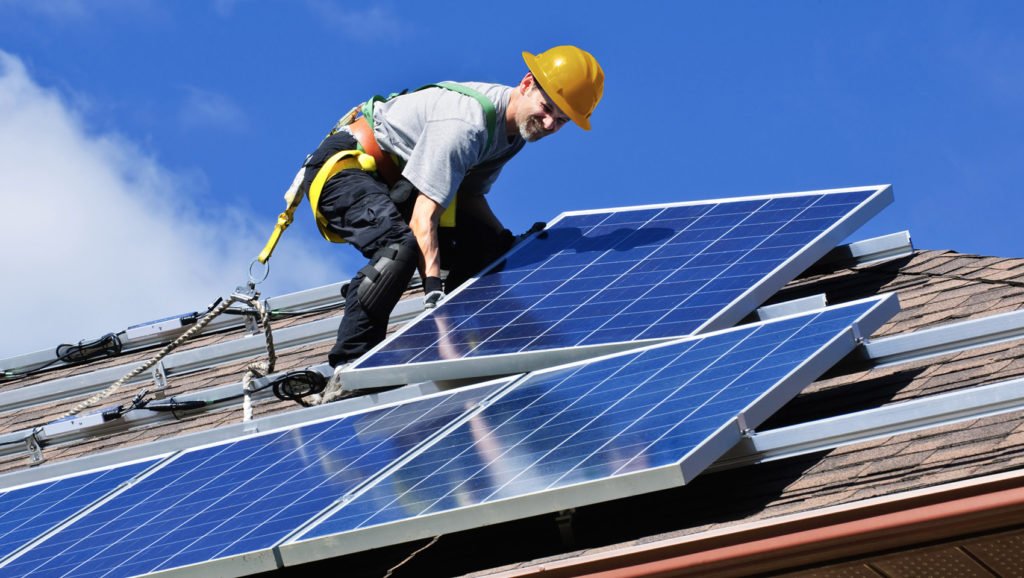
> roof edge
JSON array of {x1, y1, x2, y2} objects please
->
[{"x1": 487, "y1": 468, "x2": 1024, "y2": 578}]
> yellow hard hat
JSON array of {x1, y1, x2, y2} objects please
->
[{"x1": 522, "y1": 46, "x2": 604, "y2": 131}]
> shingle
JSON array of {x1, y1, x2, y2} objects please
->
[
  {"x1": 925, "y1": 257, "x2": 998, "y2": 277},
  {"x1": 912, "y1": 277, "x2": 975, "y2": 296},
  {"x1": 981, "y1": 258, "x2": 1022, "y2": 270},
  {"x1": 900, "y1": 253, "x2": 957, "y2": 275},
  {"x1": 916, "y1": 423, "x2": 1018, "y2": 465}
]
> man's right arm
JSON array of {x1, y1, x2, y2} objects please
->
[{"x1": 408, "y1": 192, "x2": 445, "y2": 306}]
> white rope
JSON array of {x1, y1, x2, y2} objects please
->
[
  {"x1": 241, "y1": 298, "x2": 276, "y2": 422},
  {"x1": 62, "y1": 289, "x2": 279, "y2": 421},
  {"x1": 62, "y1": 295, "x2": 241, "y2": 420}
]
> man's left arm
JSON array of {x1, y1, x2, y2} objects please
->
[
  {"x1": 459, "y1": 194, "x2": 547, "y2": 250},
  {"x1": 456, "y1": 193, "x2": 504, "y2": 234}
]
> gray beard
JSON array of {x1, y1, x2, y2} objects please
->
[{"x1": 518, "y1": 116, "x2": 546, "y2": 142}]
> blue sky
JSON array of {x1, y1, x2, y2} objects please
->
[{"x1": 1, "y1": 1, "x2": 1022, "y2": 357}]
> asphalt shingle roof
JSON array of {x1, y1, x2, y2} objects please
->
[{"x1": 2, "y1": 248, "x2": 1023, "y2": 576}]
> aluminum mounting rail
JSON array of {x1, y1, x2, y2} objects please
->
[
  {"x1": 713, "y1": 375, "x2": 1024, "y2": 470},
  {"x1": 0, "y1": 281, "x2": 350, "y2": 377},
  {"x1": 0, "y1": 297, "x2": 426, "y2": 413},
  {"x1": 814, "y1": 230, "x2": 913, "y2": 268},
  {"x1": 863, "y1": 308, "x2": 1024, "y2": 366}
]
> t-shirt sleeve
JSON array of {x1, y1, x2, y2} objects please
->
[{"x1": 400, "y1": 116, "x2": 488, "y2": 208}]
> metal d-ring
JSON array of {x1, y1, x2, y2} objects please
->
[{"x1": 248, "y1": 258, "x2": 270, "y2": 285}]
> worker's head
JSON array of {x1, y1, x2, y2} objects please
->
[
  {"x1": 521, "y1": 46, "x2": 604, "y2": 132},
  {"x1": 513, "y1": 73, "x2": 572, "y2": 142}
]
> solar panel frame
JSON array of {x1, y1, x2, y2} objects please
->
[
  {"x1": 342, "y1": 185, "x2": 893, "y2": 389},
  {"x1": 279, "y1": 294, "x2": 899, "y2": 565}
]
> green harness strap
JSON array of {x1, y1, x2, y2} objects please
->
[
  {"x1": 360, "y1": 82, "x2": 498, "y2": 153},
  {"x1": 359, "y1": 82, "x2": 498, "y2": 228},
  {"x1": 433, "y1": 81, "x2": 497, "y2": 151}
]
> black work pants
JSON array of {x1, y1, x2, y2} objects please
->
[
  {"x1": 305, "y1": 133, "x2": 511, "y2": 367},
  {"x1": 304, "y1": 132, "x2": 417, "y2": 367}
]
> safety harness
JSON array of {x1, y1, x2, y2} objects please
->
[{"x1": 257, "y1": 82, "x2": 498, "y2": 264}]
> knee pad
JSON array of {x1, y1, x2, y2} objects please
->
[{"x1": 355, "y1": 241, "x2": 418, "y2": 320}]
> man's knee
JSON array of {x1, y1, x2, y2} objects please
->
[{"x1": 352, "y1": 238, "x2": 418, "y2": 321}]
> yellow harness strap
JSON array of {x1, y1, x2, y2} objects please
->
[
  {"x1": 256, "y1": 150, "x2": 376, "y2": 263},
  {"x1": 257, "y1": 167, "x2": 306, "y2": 264},
  {"x1": 440, "y1": 196, "x2": 457, "y2": 228},
  {"x1": 307, "y1": 150, "x2": 377, "y2": 243}
]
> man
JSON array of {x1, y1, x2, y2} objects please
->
[{"x1": 303, "y1": 46, "x2": 604, "y2": 402}]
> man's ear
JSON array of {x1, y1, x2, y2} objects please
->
[{"x1": 519, "y1": 71, "x2": 535, "y2": 94}]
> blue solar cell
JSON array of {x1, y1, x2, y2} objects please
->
[
  {"x1": 0, "y1": 460, "x2": 155, "y2": 562},
  {"x1": 0, "y1": 384, "x2": 504, "y2": 578},
  {"x1": 350, "y1": 188, "x2": 888, "y2": 387},
  {"x1": 299, "y1": 298, "x2": 888, "y2": 541}
]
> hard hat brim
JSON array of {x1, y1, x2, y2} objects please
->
[{"x1": 522, "y1": 51, "x2": 592, "y2": 131}]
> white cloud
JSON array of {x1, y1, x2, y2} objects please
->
[
  {"x1": 178, "y1": 86, "x2": 247, "y2": 132},
  {"x1": 0, "y1": 51, "x2": 342, "y2": 359}
]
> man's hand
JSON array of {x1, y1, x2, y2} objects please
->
[
  {"x1": 499, "y1": 222, "x2": 547, "y2": 254},
  {"x1": 516, "y1": 221, "x2": 547, "y2": 244},
  {"x1": 423, "y1": 276, "x2": 444, "y2": 309}
]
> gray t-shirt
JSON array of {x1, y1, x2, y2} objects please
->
[{"x1": 371, "y1": 82, "x2": 525, "y2": 208}]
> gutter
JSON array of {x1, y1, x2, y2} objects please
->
[{"x1": 489, "y1": 469, "x2": 1024, "y2": 578}]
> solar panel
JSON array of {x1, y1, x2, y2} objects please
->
[
  {"x1": 0, "y1": 459, "x2": 156, "y2": 564},
  {"x1": 0, "y1": 381, "x2": 509, "y2": 578},
  {"x1": 343, "y1": 185, "x2": 892, "y2": 389},
  {"x1": 282, "y1": 294, "x2": 898, "y2": 563}
]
